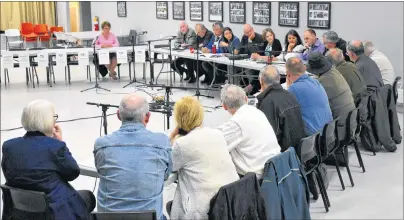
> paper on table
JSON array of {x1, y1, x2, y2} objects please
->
[
  {"x1": 19, "y1": 53, "x2": 30, "y2": 68},
  {"x1": 78, "y1": 50, "x2": 89, "y2": 66},
  {"x1": 37, "y1": 51, "x2": 49, "y2": 67},
  {"x1": 116, "y1": 49, "x2": 128, "y2": 64},
  {"x1": 135, "y1": 48, "x2": 146, "y2": 63},
  {"x1": 2, "y1": 54, "x2": 14, "y2": 69},
  {"x1": 56, "y1": 50, "x2": 67, "y2": 66},
  {"x1": 98, "y1": 49, "x2": 110, "y2": 65}
]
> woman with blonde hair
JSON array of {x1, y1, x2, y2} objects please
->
[{"x1": 167, "y1": 96, "x2": 239, "y2": 220}]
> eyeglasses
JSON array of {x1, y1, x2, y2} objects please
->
[{"x1": 54, "y1": 114, "x2": 58, "y2": 121}]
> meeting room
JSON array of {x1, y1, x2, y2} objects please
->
[{"x1": 0, "y1": 1, "x2": 403, "y2": 220}]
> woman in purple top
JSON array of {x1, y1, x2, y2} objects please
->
[{"x1": 94, "y1": 21, "x2": 119, "y2": 80}]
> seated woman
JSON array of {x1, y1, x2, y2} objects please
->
[
  {"x1": 1, "y1": 100, "x2": 96, "y2": 220},
  {"x1": 94, "y1": 21, "x2": 119, "y2": 80},
  {"x1": 219, "y1": 27, "x2": 240, "y2": 54},
  {"x1": 273, "y1": 29, "x2": 305, "y2": 62},
  {"x1": 167, "y1": 97, "x2": 239, "y2": 220},
  {"x1": 251, "y1": 28, "x2": 282, "y2": 61}
]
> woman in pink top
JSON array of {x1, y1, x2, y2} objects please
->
[{"x1": 95, "y1": 21, "x2": 119, "y2": 80}]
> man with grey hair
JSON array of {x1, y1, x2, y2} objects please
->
[
  {"x1": 94, "y1": 94, "x2": 172, "y2": 220},
  {"x1": 322, "y1": 30, "x2": 350, "y2": 61},
  {"x1": 256, "y1": 65, "x2": 306, "y2": 151},
  {"x1": 363, "y1": 41, "x2": 395, "y2": 84},
  {"x1": 194, "y1": 23, "x2": 213, "y2": 83},
  {"x1": 326, "y1": 48, "x2": 366, "y2": 104},
  {"x1": 217, "y1": 84, "x2": 281, "y2": 179},
  {"x1": 347, "y1": 40, "x2": 383, "y2": 87}
]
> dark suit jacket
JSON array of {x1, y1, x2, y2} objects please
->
[
  {"x1": 355, "y1": 54, "x2": 384, "y2": 88},
  {"x1": 260, "y1": 39, "x2": 283, "y2": 57},
  {"x1": 239, "y1": 32, "x2": 264, "y2": 55},
  {"x1": 197, "y1": 30, "x2": 214, "y2": 48},
  {"x1": 1, "y1": 131, "x2": 90, "y2": 220},
  {"x1": 257, "y1": 84, "x2": 307, "y2": 152}
]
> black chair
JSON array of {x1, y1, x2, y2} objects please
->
[
  {"x1": 149, "y1": 44, "x2": 177, "y2": 83},
  {"x1": 298, "y1": 133, "x2": 330, "y2": 212},
  {"x1": 392, "y1": 76, "x2": 402, "y2": 104},
  {"x1": 91, "y1": 211, "x2": 157, "y2": 220},
  {"x1": 1, "y1": 184, "x2": 51, "y2": 220}
]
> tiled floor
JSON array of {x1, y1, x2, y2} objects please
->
[{"x1": 1, "y1": 63, "x2": 403, "y2": 219}]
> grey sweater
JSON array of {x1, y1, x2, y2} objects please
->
[{"x1": 175, "y1": 28, "x2": 197, "y2": 48}]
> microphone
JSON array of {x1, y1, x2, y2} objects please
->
[
  {"x1": 92, "y1": 36, "x2": 99, "y2": 46},
  {"x1": 86, "y1": 102, "x2": 119, "y2": 108}
]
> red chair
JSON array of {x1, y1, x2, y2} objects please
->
[
  {"x1": 34, "y1": 24, "x2": 51, "y2": 47},
  {"x1": 21, "y1": 22, "x2": 38, "y2": 44}
]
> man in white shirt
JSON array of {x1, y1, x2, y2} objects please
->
[
  {"x1": 363, "y1": 41, "x2": 395, "y2": 84},
  {"x1": 217, "y1": 84, "x2": 281, "y2": 179}
]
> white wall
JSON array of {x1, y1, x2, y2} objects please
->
[
  {"x1": 91, "y1": 1, "x2": 404, "y2": 78},
  {"x1": 56, "y1": 1, "x2": 71, "y2": 32}
]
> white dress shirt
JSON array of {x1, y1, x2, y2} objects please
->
[{"x1": 369, "y1": 49, "x2": 395, "y2": 84}]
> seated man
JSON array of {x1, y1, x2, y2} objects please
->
[
  {"x1": 256, "y1": 65, "x2": 306, "y2": 152},
  {"x1": 347, "y1": 40, "x2": 384, "y2": 88},
  {"x1": 364, "y1": 41, "x2": 395, "y2": 84},
  {"x1": 171, "y1": 21, "x2": 197, "y2": 83},
  {"x1": 286, "y1": 57, "x2": 333, "y2": 135},
  {"x1": 326, "y1": 48, "x2": 367, "y2": 105},
  {"x1": 217, "y1": 84, "x2": 281, "y2": 179},
  {"x1": 322, "y1": 31, "x2": 350, "y2": 61},
  {"x1": 301, "y1": 29, "x2": 326, "y2": 62},
  {"x1": 94, "y1": 94, "x2": 172, "y2": 220},
  {"x1": 194, "y1": 23, "x2": 214, "y2": 83},
  {"x1": 307, "y1": 52, "x2": 355, "y2": 119}
]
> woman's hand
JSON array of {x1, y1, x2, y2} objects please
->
[
  {"x1": 288, "y1": 42, "x2": 296, "y2": 52},
  {"x1": 251, "y1": 53, "x2": 260, "y2": 60},
  {"x1": 219, "y1": 42, "x2": 228, "y2": 47},
  {"x1": 201, "y1": 47, "x2": 210, "y2": 53},
  {"x1": 53, "y1": 124, "x2": 63, "y2": 141}
]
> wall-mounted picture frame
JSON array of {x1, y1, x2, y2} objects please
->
[
  {"x1": 229, "y1": 2, "x2": 246, "y2": 24},
  {"x1": 173, "y1": 1, "x2": 185, "y2": 20},
  {"x1": 252, "y1": 2, "x2": 271, "y2": 25},
  {"x1": 117, "y1": 1, "x2": 127, "y2": 17},
  {"x1": 278, "y1": 2, "x2": 299, "y2": 27},
  {"x1": 189, "y1": 1, "x2": 203, "y2": 21},
  {"x1": 209, "y1": 1, "x2": 223, "y2": 22},
  {"x1": 307, "y1": 2, "x2": 331, "y2": 29},
  {"x1": 156, "y1": 1, "x2": 168, "y2": 19}
]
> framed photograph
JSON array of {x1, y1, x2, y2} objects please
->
[
  {"x1": 252, "y1": 2, "x2": 271, "y2": 25},
  {"x1": 189, "y1": 1, "x2": 203, "y2": 21},
  {"x1": 117, "y1": 1, "x2": 127, "y2": 17},
  {"x1": 173, "y1": 1, "x2": 185, "y2": 20},
  {"x1": 229, "y1": 2, "x2": 246, "y2": 24},
  {"x1": 307, "y1": 2, "x2": 331, "y2": 29},
  {"x1": 278, "y1": 2, "x2": 299, "y2": 27},
  {"x1": 156, "y1": 1, "x2": 168, "y2": 19},
  {"x1": 209, "y1": 1, "x2": 223, "y2": 22}
]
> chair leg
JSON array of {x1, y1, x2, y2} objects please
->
[
  {"x1": 30, "y1": 68, "x2": 35, "y2": 88},
  {"x1": 34, "y1": 67, "x2": 39, "y2": 84},
  {"x1": 342, "y1": 148, "x2": 354, "y2": 187},
  {"x1": 6, "y1": 69, "x2": 10, "y2": 83},
  {"x1": 129, "y1": 61, "x2": 132, "y2": 80},
  {"x1": 68, "y1": 66, "x2": 71, "y2": 84},
  {"x1": 353, "y1": 139, "x2": 366, "y2": 173},
  {"x1": 333, "y1": 154, "x2": 346, "y2": 190},
  {"x1": 26, "y1": 69, "x2": 29, "y2": 86},
  {"x1": 65, "y1": 66, "x2": 67, "y2": 82},
  {"x1": 118, "y1": 65, "x2": 121, "y2": 79},
  {"x1": 314, "y1": 170, "x2": 330, "y2": 212}
]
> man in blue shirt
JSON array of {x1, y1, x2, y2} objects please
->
[
  {"x1": 286, "y1": 57, "x2": 333, "y2": 135},
  {"x1": 94, "y1": 94, "x2": 172, "y2": 220},
  {"x1": 301, "y1": 29, "x2": 326, "y2": 62}
]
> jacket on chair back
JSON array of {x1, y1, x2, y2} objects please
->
[
  {"x1": 380, "y1": 85, "x2": 402, "y2": 145},
  {"x1": 260, "y1": 147, "x2": 311, "y2": 220}
]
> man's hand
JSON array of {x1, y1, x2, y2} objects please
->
[
  {"x1": 234, "y1": 49, "x2": 239, "y2": 55},
  {"x1": 181, "y1": 43, "x2": 187, "y2": 48},
  {"x1": 53, "y1": 124, "x2": 63, "y2": 141},
  {"x1": 304, "y1": 42, "x2": 310, "y2": 49},
  {"x1": 201, "y1": 47, "x2": 210, "y2": 53}
]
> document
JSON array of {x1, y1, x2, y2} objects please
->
[
  {"x1": 78, "y1": 50, "x2": 89, "y2": 66},
  {"x1": 19, "y1": 53, "x2": 30, "y2": 68},
  {"x1": 98, "y1": 49, "x2": 110, "y2": 65},
  {"x1": 56, "y1": 50, "x2": 67, "y2": 66},
  {"x1": 2, "y1": 54, "x2": 14, "y2": 69},
  {"x1": 116, "y1": 49, "x2": 128, "y2": 64},
  {"x1": 135, "y1": 48, "x2": 146, "y2": 63},
  {"x1": 37, "y1": 51, "x2": 49, "y2": 67}
]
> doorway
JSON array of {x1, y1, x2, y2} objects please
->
[{"x1": 69, "y1": 2, "x2": 80, "y2": 32}]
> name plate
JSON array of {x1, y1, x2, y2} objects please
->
[
  {"x1": 135, "y1": 48, "x2": 146, "y2": 63},
  {"x1": 56, "y1": 50, "x2": 67, "y2": 66},
  {"x1": 98, "y1": 49, "x2": 110, "y2": 65},
  {"x1": 116, "y1": 49, "x2": 128, "y2": 64},
  {"x1": 78, "y1": 50, "x2": 89, "y2": 66},
  {"x1": 38, "y1": 51, "x2": 49, "y2": 67},
  {"x1": 2, "y1": 54, "x2": 14, "y2": 69},
  {"x1": 19, "y1": 53, "x2": 30, "y2": 68}
]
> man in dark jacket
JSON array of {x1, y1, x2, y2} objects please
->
[
  {"x1": 347, "y1": 40, "x2": 384, "y2": 88},
  {"x1": 322, "y1": 31, "x2": 350, "y2": 61},
  {"x1": 194, "y1": 23, "x2": 214, "y2": 83},
  {"x1": 257, "y1": 65, "x2": 306, "y2": 152},
  {"x1": 326, "y1": 48, "x2": 367, "y2": 105}
]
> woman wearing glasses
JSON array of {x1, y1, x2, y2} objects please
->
[{"x1": 1, "y1": 100, "x2": 95, "y2": 220}]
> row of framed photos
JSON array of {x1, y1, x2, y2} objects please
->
[{"x1": 156, "y1": 1, "x2": 331, "y2": 29}]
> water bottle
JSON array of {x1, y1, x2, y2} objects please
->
[{"x1": 212, "y1": 45, "x2": 216, "y2": 54}]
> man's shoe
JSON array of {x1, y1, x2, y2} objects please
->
[{"x1": 188, "y1": 78, "x2": 196, "y2": 83}]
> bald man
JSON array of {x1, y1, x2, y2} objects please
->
[
  {"x1": 172, "y1": 21, "x2": 197, "y2": 83},
  {"x1": 347, "y1": 40, "x2": 383, "y2": 87},
  {"x1": 256, "y1": 65, "x2": 306, "y2": 152},
  {"x1": 94, "y1": 94, "x2": 172, "y2": 219}
]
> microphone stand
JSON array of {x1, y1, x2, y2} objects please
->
[
  {"x1": 86, "y1": 102, "x2": 119, "y2": 135},
  {"x1": 81, "y1": 39, "x2": 110, "y2": 93},
  {"x1": 168, "y1": 37, "x2": 174, "y2": 86},
  {"x1": 194, "y1": 37, "x2": 214, "y2": 99},
  {"x1": 123, "y1": 34, "x2": 148, "y2": 88}
]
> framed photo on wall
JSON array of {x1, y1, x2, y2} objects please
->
[
  {"x1": 307, "y1": 2, "x2": 331, "y2": 29},
  {"x1": 229, "y1": 2, "x2": 246, "y2": 24},
  {"x1": 189, "y1": 1, "x2": 203, "y2": 21},
  {"x1": 156, "y1": 1, "x2": 168, "y2": 19},
  {"x1": 278, "y1": 2, "x2": 299, "y2": 27},
  {"x1": 209, "y1": 1, "x2": 223, "y2": 22},
  {"x1": 117, "y1": 1, "x2": 127, "y2": 17},
  {"x1": 252, "y1": 2, "x2": 271, "y2": 25},
  {"x1": 173, "y1": 1, "x2": 185, "y2": 20}
]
